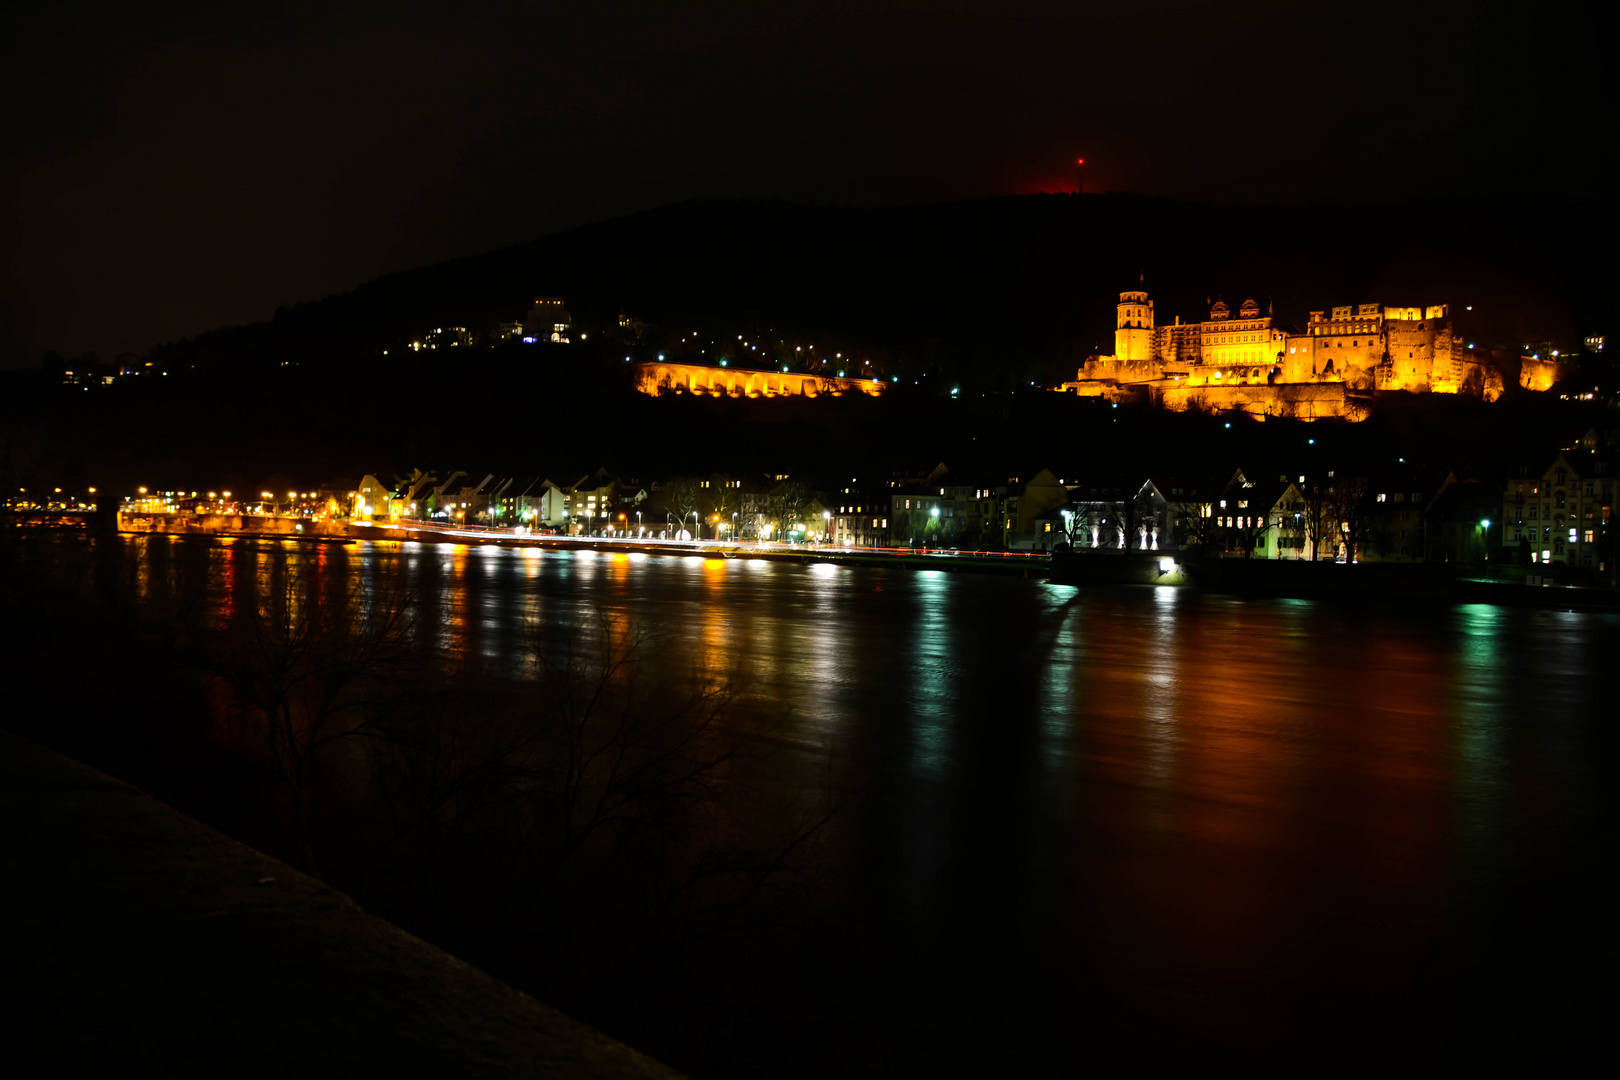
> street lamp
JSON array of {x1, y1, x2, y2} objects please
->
[{"x1": 1481, "y1": 518, "x2": 1491, "y2": 563}]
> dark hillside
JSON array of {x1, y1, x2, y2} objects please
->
[
  {"x1": 150, "y1": 193, "x2": 1612, "y2": 387},
  {"x1": 7, "y1": 194, "x2": 1612, "y2": 492}
]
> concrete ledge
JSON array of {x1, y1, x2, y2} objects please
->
[{"x1": 0, "y1": 728, "x2": 681, "y2": 1078}]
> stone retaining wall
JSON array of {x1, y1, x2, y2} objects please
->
[{"x1": 0, "y1": 728, "x2": 681, "y2": 1078}]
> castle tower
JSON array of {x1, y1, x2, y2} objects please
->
[{"x1": 1114, "y1": 289, "x2": 1154, "y2": 363}]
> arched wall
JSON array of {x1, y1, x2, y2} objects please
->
[{"x1": 633, "y1": 363, "x2": 886, "y2": 399}]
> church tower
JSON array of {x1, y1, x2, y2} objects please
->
[{"x1": 1114, "y1": 287, "x2": 1154, "y2": 363}]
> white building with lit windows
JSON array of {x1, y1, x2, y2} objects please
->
[{"x1": 1503, "y1": 452, "x2": 1613, "y2": 570}]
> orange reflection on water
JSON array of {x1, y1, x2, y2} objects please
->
[
  {"x1": 215, "y1": 537, "x2": 239, "y2": 629},
  {"x1": 1072, "y1": 598, "x2": 1454, "y2": 1046},
  {"x1": 695, "y1": 558, "x2": 734, "y2": 683},
  {"x1": 444, "y1": 545, "x2": 470, "y2": 662}
]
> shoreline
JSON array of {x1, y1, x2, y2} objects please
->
[
  {"x1": 107, "y1": 514, "x2": 1620, "y2": 610},
  {"x1": 115, "y1": 512, "x2": 1050, "y2": 575}
]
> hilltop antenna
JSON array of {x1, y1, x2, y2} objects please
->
[{"x1": 1076, "y1": 158, "x2": 1085, "y2": 195}]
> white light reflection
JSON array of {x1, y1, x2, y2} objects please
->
[
  {"x1": 905, "y1": 570, "x2": 955, "y2": 777},
  {"x1": 1449, "y1": 604, "x2": 1511, "y2": 863},
  {"x1": 1140, "y1": 585, "x2": 1182, "y2": 807},
  {"x1": 1035, "y1": 584, "x2": 1082, "y2": 781},
  {"x1": 897, "y1": 568, "x2": 958, "y2": 923}
]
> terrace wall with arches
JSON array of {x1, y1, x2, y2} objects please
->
[{"x1": 632, "y1": 362, "x2": 887, "y2": 399}]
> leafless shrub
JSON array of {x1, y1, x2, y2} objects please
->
[
  {"x1": 347, "y1": 610, "x2": 837, "y2": 995},
  {"x1": 212, "y1": 556, "x2": 417, "y2": 877}
]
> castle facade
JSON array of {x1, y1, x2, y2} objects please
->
[{"x1": 1063, "y1": 290, "x2": 1504, "y2": 420}]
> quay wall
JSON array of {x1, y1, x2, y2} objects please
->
[
  {"x1": 116, "y1": 513, "x2": 1049, "y2": 575},
  {"x1": 119, "y1": 513, "x2": 416, "y2": 541},
  {"x1": 0, "y1": 727, "x2": 679, "y2": 1077}
]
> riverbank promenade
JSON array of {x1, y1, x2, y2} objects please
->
[{"x1": 0, "y1": 728, "x2": 680, "y2": 1078}]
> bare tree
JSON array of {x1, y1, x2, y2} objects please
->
[
  {"x1": 217, "y1": 559, "x2": 416, "y2": 878},
  {"x1": 344, "y1": 611, "x2": 837, "y2": 1001},
  {"x1": 1174, "y1": 499, "x2": 1216, "y2": 551},
  {"x1": 1300, "y1": 475, "x2": 1339, "y2": 561},
  {"x1": 1328, "y1": 475, "x2": 1372, "y2": 563},
  {"x1": 656, "y1": 477, "x2": 702, "y2": 536},
  {"x1": 516, "y1": 617, "x2": 834, "y2": 984},
  {"x1": 703, "y1": 483, "x2": 738, "y2": 539},
  {"x1": 777, "y1": 480, "x2": 810, "y2": 534},
  {"x1": 1230, "y1": 508, "x2": 1274, "y2": 559}
]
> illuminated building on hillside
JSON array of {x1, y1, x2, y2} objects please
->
[
  {"x1": 1061, "y1": 289, "x2": 1508, "y2": 420},
  {"x1": 522, "y1": 297, "x2": 574, "y2": 343}
]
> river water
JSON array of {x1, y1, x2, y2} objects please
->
[{"x1": 108, "y1": 537, "x2": 1620, "y2": 1068}]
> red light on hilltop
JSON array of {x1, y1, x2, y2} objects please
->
[{"x1": 1076, "y1": 158, "x2": 1085, "y2": 165}]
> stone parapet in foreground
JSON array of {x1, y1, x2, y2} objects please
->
[{"x1": 0, "y1": 728, "x2": 681, "y2": 1078}]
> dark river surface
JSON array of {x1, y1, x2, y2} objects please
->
[{"x1": 72, "y1": 537, "x2": 1620, "y2": 1068}]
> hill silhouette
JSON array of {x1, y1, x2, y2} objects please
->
[
  {"x1": 5, "y1": 193, "x2": 1612, "y2": 493},
  {"x1": 148, "y1": 192, "x2": 1611, "y2": 386}
]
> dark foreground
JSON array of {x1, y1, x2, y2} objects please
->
[{"x1": 0, "y1": 728, "x2": 678, "y2": 1078}]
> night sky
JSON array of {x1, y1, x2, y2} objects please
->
[{"x1": 0, "y1": 0, "x2": 1606, "y2": 367}]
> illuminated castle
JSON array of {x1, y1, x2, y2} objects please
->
[{"x1": 1062, "y1": 289, "x2": 1505, "y2": 420}]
